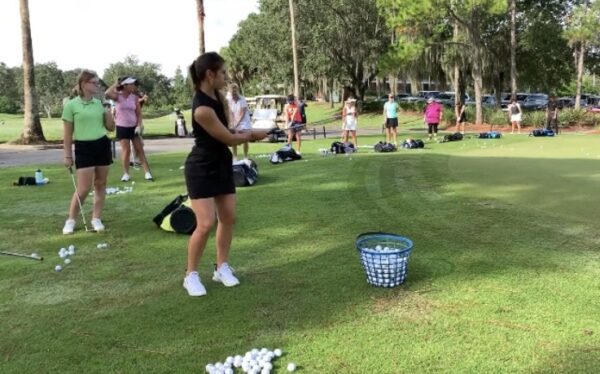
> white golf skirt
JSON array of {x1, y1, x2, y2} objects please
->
[
  {"x1": 510, "y1": 113, "x2": 522, "y2": 123},
  {"x1": 344, "y1": 119, "x2": 357, "y2": 131}
]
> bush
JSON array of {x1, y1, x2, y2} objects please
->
[
  {"x1": 483, "y1": 108, "x2": 508, "y2": 127},
  {"x1": 398, "y1": 101, "x2": 426, "y2": 113},
  {"x1": 443, "y1": 107, "x2": 456, "y2": 125},
  {"x1": 559, "y1": 108, "x2": 588, "y2": 126},
  {"x1": 362, "y1": 100, "x2": 384, "y2": 113},
  {"x1": 522, "y1": 111, "x2": 546, "y2": 128}
]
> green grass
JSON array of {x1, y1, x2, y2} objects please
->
[
  {"x1": 1, "y1": 134, "x2": 599, "y2": 373},
  {"x1": 0, "y1": 103, "x2": 421, "y2": 143}
]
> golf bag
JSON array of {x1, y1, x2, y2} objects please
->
[
  {"x1": 401, "y1": 139, "x2": 425, "y2": 149},
  {"x1": 374, "y1": 141, "x2": 397, "y2": 153},
  {"x1": 443, "y1": 132, "x2": 464, "y2": 142},
  {"x1": 174, "y1": 116, "x2": 188, "y2": 137},
  {"x1": 152, "y1": 194, "x2": 196, "y2": 235},
  {"x1": 270, "y1": 145, "x2": 302, "y2": 164},
  {"x1": 330, "y1": 141, "x2": 355, "y2": 154},
  {"x1": 479, "y1": 131, "x2": 502, "y2": 139},
  {"x1": 13, "y1": 176, "x2": 37, "y2": 186},
  {"x1": 232, "y1": 159, "x2": 258, "y2": 187},
  {"x1": 531, "y1": 128, "x2": 555, "y2": 137}
]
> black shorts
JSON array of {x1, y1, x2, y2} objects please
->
[
  {"x1": 385, "y1": 118, "x2": 398, "y2": 129},
  {"x1": 116, "y1": 126, "x2": 138, "y2": 140},
  {"x1": 74, "y1": 136, "x2": 113, "y2": 169},
  {"x1": 184, "y1": 147, "x2": 235, "y2": 199},
  {"x1": 288, "y1": 122, "x2": 304, "y2": 134}
]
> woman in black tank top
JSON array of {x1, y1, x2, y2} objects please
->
[{"x1": 182, "y1": 53, "x2": 268, "y2": 297}]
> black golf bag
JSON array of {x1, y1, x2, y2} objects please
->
[
  {"x1": 531, "y1": 129, "x2": 555, "y2": 137},
  {"x1": 232, "y1": 160, "x2": 259, "y2": 187},
  {"x1": 401, "y1": 139, "x2": 425, "y2": 149},
  {"x1": 152, "y1": 194, "x2": 196, "y2": 235},
  {"x1": 479, "y1": 131, "x2": 502, "y2": 139},
  {"x1": 443, "y1": 132, "x2": 464, "y2": 142},
  {"x1": 270, "y1": 146, "x2": 302, "y2": 164},
  {"x1": 330, "y1": 141, "x2": 355, "y2": 154},
  {"x1": 374, "y1": 141, "x2": 397, "y2": 152}
]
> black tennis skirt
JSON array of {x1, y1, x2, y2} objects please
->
[
  {"x1": 74, "y1": 136, "x2": 113, "y2": 169},
  {"x1": 184, "y1": 148, "x2": 235, "y2": 199}
]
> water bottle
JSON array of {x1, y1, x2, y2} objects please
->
[{"x1": 35, "y1": 169, "x2": 44, "y2": 185}]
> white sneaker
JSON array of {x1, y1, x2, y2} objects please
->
[
  {"x1": 144, "y1": 172, "x2": 153, "y2": 181},
  {"x1": 183, "y1": 271, "x2": 207, "y2": 296},
  {"x1": 90, "y1": 218, "x2": 105, "y2": 232},
  {"x1": 121, "y1": 173, "x2": 130, "y2": 182},
  {"x1": 212, "y1": 263, "x2": 240, "y2": 287},
  {"x1": 62, "y1": 219, "x2": 76, "y2": 235}
]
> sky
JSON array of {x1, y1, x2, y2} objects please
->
[{"x1": 0, "y1": 0, "x2": 259, "y2": 77}]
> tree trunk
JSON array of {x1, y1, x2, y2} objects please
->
[
  {"x1": 19, "y1": 0, "x2": 45, "y2": 144},
  {"x1": 453, "y1": 20, "x2": 460, "y2": 105},
  {"x1": 510, "y1": 0, "x2": 517, "y2": 97},
  {"x1": 196, "y1": 0, "x2": 205, "y2": 54},
  {"x1": 469, "y1": 14, "x2": 484, "y2": 125},
  {"x1": 575, "y1": 42, "x2": 586, "y2": 109},
  {"x1": 289, "y1": 0, "x2": 300, "y2": 99}
]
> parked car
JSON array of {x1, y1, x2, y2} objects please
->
[
  {"x1": 501, "y1": 93, "x2": 531, "y2": 110},
  {"x1": 556, "y1": 97, "x2": 574, "y2": 109},
  {"x1": 466, "y1": 94, "x2": 496, "y2": 107},
  {"x1": 417, "y1": 91, "x2": 440, "y2": 99},
  {"x1": 437, "y1": 92, "x2": 472, "y2": 107},
  {"x1": 398, "y1": 96, "x2": 426, "y2": 103},
  {"x1": 520, "y1": 93, "x2": 548, "y2": 110}
]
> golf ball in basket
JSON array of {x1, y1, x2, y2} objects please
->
[
  {"x1": 55, "y1": 265, "x2": 62, "y2": 272},
  {"x1": 287, "y1": 362, "x2": 297, "y2": 372},
  {"x1": 375, "y1": 245, "x2": 382, "y2": 251},
  {"x1": 64, "y1": 258, "x2": 71, "y2": 265}
]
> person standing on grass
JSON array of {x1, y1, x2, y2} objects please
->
[
  {"x1": 383, "y1": 94, "x2": 399, "y2": 146},
  {"x1": 507, "y1": 96, "x2": 522, "y2": 134},
  {"x1": 62, "y1": 70, "x2": 115, "y2": 234},
  {"x1": 546, "y1": 95, "x2": 559, "y2": 134},
  {"x1": 105, "y1": 77, "x2": 153, "y2": 182},
  {"x1": 341, "y1": 98, "x2": 358, "y2": 146},
  {"x1": 227, "y1": 83, "x2": 251, "y2": 161},
  {"x1": 424, "y1": 97, "x2": 443, "y2": 140},
  {"x1": 130, "y1": 88, "x2": 149, "y2": 167},
  {"x1": 283, "y1": 94, "x2": 304, "y2": 154},
  {"x1": 183, "y1": 52, "x2": 269, "y2": 297},
  {"x1": 455, "y1": 101, "x2": 467, "y2": 134}
]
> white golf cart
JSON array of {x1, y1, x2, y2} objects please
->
[{"x1": 251, "y1": 95, "x2": 288, "y2": 142}]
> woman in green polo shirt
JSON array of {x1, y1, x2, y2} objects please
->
[{"x1": 61, "y1": 70, "x2": 115, "y2": 234}]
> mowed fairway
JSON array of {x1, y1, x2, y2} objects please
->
[{"x1": 0, "y1": 134, "x2": 599, "y2": 373}]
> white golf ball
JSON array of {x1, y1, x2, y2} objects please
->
[
  {"x1": 59, "y1": 252, "x2": 68, "y2": 259},
  {"x1": 224, "y1": 369, "x2": 233, "y2": 374},
  {"x1": 261, "y1": 369, "x2": 270, "y2": 374},
  {"x1": 205, "y1": 364, "x2": 214, "y2": 373},
  {"x1": 287, "y1": 362, "x2": 297, "y2": 372},
  {"x1": 375, "y1": 245, "x2": 382, "y2": 251},
  {"x1": 263, "y1": 362, "x2": 273, "y2": 370},
  {"x1": 68, "y1": 248, "x2": 75, "y2": 255},
  {"x1": 31, "y1": 252, "x2": 39, "y2": 258},
  {"x1": 54, "y1": 265, "x2": 62, "y2": 272},
  {"x1": 68, "y1": 245, "x2": 75, "y2": 251},
  {"x1": 273, "y1": 348, "x2": 282, "y2": 357},
  {"x1": 64, "y1": 258, "x2": 71, "y2": 265},
  {"x1": 260, "y1": 348, "x2": 268, "y2": 355},
  {"x1": 215, "y1": 362, "x2": 223, "y2": 370}
]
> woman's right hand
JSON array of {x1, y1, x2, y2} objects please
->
[{"x1": 64, "y1": 157, "x2": 73, "y2": 168}]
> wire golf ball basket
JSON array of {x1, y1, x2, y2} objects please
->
[{"x1": 355, "y1": 232, "x2": 414, "y2": 288}]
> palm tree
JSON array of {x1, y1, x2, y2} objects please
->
[
  {"x1": 509, "y1": 0, "x2": 517, "y2": 97},
  {"x1": 289, "y1": 0, "x2": 300, "y2": 99},
  {"x1": 196, "y1": 0, "x2": 205, "y2": 54},
  {"x1": 19, "y1": 0, "x2": 45, "y2": 143}
]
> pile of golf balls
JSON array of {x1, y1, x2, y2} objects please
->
[
  {"x1": 318, "y1": 148, "x2": 331, "y2": 156},
  {"x1": 205, "y1": 348, "x2": 296, "y2": 374},
  {"x1": 89, "y1": 186, "x2": 134, "y2": 196},
  {"x1": 55, "y1": 245, "x2": 76, "y2": 272}
]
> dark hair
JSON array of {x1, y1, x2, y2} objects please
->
[
  {"x1": 287, "y1": 94, "x2": 295, "y2": 102},
  {"x1": 189, "y1": 52, "x2": 225, "y2": 90}
]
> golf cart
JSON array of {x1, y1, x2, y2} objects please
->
[{"x1": 252, "y1": 95, "x2": 288, "y2": 142}]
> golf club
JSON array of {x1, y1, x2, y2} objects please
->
[
  {"x1": 0, "y1": 251, "x2": 43, "y2": 261},
  {"x1": 68, "y1": 166, "x2": 94, "y2": 232}
]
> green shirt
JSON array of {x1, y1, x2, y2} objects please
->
[
  {"x1": 384, "y1": 101, "x2": 399, "y2": 119},
  {"x1": 62, "y1": 96, "x2": 107, "y2": 141}
]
